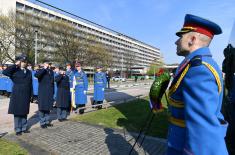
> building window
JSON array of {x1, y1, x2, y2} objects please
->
[{"x1": 16, "y1": 2, "x2": 24, "y2": 9}]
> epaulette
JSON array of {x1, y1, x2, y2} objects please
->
[{"x1": 190, "y1": 55, "x2": 202, "y2": 67}]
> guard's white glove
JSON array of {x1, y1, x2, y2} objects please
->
[
  {"x1": 70, "y1": 88, "x2": 75, "y2": 92},
  {"x1": 84, "y1": 90, "x2": 87, "y2": 94},
  {"x1": 102, "y1": 88, "x2": 104, "y2": 91}
]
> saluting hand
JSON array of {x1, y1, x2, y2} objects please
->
[
  {"x1": 60, "y1": 71, "x2": 65, "y2": 75},
  {"x1": 15, "y1": 61, "x2": 21, "y2": 67},
  {"x1": 43, "y1": 64, "x2": 49, "y2": 69}
]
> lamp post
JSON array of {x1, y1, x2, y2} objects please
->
[
  {"x1": 121, "y1": 53, "x2": 123, "y2": 78},
  {"x1": 153, "y1": 65, "x2": 156, "y2": 80},
  {"x1": 35, "y1": 29, "x2": 38, "y2": 65}
]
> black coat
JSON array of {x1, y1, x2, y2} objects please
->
[
  {"x1": 3, "y1": 65, "x2": 32, "y2": 115},
  {"x1": 34, "y1": 68, "x2": 54, "y2": 111},
  {"x1": 55, "y1": 74, "x2": 70, "y2": 108}
]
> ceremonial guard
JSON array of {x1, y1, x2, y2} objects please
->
[
  {"x1": 106, "y1": 71, "x2": 111, "y2": 89},
  {"x1": 167, "y1": 14, "x2": 228, "y2": 155},
  {"x1": 72, "y1": 62, "x2": 88, "y2": 114},
  {"x1": 66, "y1": 62, "x2": 74, "y2": 87},
  {"x1": 3, "y1": 55, "x2": 32, "y2": 135},
  {"x1": 34, "y1": 61, "x2": 54, "y2": 128},
  {"x1": 93, "y1": 66, "x2": 107, "y2": 109},
  {"x1": 55, "y1": 67, "x2": 70, "y2": 121}
]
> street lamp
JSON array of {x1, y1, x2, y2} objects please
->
[
  {"x1": 154, "y1": 65, "x2": 156, "y2": 80},
  {"x1": 121, "y1": 52, "x2": 123, "y2": 78},
  {"x1": 35, "y1": 29, "x2": 38, "y2": 65}
]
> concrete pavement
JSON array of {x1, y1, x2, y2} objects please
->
[
  {"x1": 4, "y1": 121, "x2": 167, "y2": 155},
  {"x1": 0, "y1": 83, "x2": 151, "y2": 134},
  {"x1": 1, "y1": 82, "x2": 168, "y2": 155}
]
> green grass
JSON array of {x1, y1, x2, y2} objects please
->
[
  {"x1": 73, "y1": 96, "x2": 169, "y2": 138},
  {"x1": 0, "y1": 139, "x2": 28, "y2": 155}
]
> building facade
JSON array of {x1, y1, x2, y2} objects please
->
[{"x1": 0, "y1": 0, "x2": 161, "y2": 72}]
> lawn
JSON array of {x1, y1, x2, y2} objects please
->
[
  {"x1": 73, "y1": 96, "x2": 169, "y2": 138},
  {"x1": 0, "y1": 138, "x2": 28, "y2": 155}
]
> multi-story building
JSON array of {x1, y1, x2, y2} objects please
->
[{"x1": 0, "y1": 0, "x2": 161, "y2": 72}]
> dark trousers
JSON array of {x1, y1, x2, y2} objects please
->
[
  {"x1": 39, "y1": 110, "x2": 50, "y2": 126},
  {"x1": 14, "y1": 115, "x2": 27, "y2": 133},
  {"x1": 224, "y1": 101, "x2": 235, "y2": 155},
  {"x1": 93, "y1": 101, "x2": 103, "y2": 109},
  {"x1": 107, "y1": 81, "x2": 110, "y2": 89},
  {"x1": 75, "y1": 104, "x2": 85, "y2": 114},
  {"x1": 57, "y1": 107, "x2": 67, "y2": 120}
]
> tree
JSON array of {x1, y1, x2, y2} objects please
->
[
  {"x1": 147, "y1": 58, "x2": 164, "y2": 76},
  {"x1": 0, "y1": 11, "x2": 114, "y2": 67},
  {"x1": 0, "y1": 12, "x2": 16, "y2": 64},
  {"x1": 0, "y1": 11, "x2": 51, "y2": 65},
  {"x1": 49, "y1": 20, "x2": 113, "y2": 68},
  {"x1": 88, "y1": 40, "x2": 113, "y2": 68},
  {"x1": 125, "y1": 51, "x2": 136, "y2": 78}
]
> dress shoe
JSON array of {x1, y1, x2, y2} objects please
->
[
  {"x1": 46, "y1": 123, "x2": 53, "y2": 127},
  {"x1": 16, "y1": 132, "x2": 22, "y2": 136},
  {"x1": 23, "y1": 130, "x2": 30, "y2": 133},
  {"x1": 41, "y1": 124, "x2": 47, "y2": 129}
]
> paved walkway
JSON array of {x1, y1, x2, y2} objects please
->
[
  {"x1": 4, "y1": 121, "x2": 167, "y2": 155},
  {"x1": 0, "y1": 83, "x2": 151, "y2": 133},
  {"x1": 1, "y1": 81, "x2": 167, "y2": 155}
]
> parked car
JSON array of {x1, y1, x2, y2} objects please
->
[
  {"x1": 112, "y1": 76, "x2": 126, "y2": 82},
  {"x1": 145, "y1": 75, "x2": 149, "y2": 79}
]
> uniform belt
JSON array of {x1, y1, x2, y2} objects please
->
[
  {"x1": 169, "y1": 116, "x2": 186, "y2": 128},
  {"x1": 168, "y1": 96, "x2": 184, "y2": 108},
  {"x1": 95, "y1": 82, "x2": 103, "y2": 84},
  {"x1": 76, "y1": 82, "x2": 84, "y2": 84}
]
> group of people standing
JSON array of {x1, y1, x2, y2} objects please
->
[{"x1": 2, "y1": 57, "x2": 107, "y2": 135}]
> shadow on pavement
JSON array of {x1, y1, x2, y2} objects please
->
[
  {"x1": 101, "y1": 87, "x2": 167, "y2": 155},
  {"x1": 27, "y1": 107, "x2": 58, "y2": 130},
  {"x1": 104, "y1": 128, "x2": 138, "y2": 155}
]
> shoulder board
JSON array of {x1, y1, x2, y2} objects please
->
[{"x1": 190, "y1": 55, "x2": 202, "y2": 67}]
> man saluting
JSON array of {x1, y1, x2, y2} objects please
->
[
  {"x1": 34, "y1": 60, "x2": 54, "y2": 128},
  {"x1": 3, "y1": 55, "x2": 32, "y2": 135}
]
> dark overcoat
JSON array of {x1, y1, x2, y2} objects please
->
[
  {"x1": 55, "y1": 74, "x2": 70, "y2": 108},
  {"x1": 34, "y1": 68, "x2": 54, "y2": 111},
  {"x1": 3, "y1": 65, "x2": 32, "y2": 115}
]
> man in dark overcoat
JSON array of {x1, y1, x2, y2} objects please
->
[
  {"x1": 34, "y1": 61, "x2": 54, "y2": 128},
  {"x1": 3, "y1": 55, "x2": 32, "y2": 135},
  {"x1": 55, "y1": 67, "x2": 70, "y2": 121}
]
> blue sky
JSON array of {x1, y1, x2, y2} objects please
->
[{"x1": 30, "y1": 0, "x2": 235, "y2": 66}]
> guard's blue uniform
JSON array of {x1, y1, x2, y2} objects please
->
[
  {"x1": 32, "y1": 70, "x2": 38, "y2": 96},
  {"x1": 54, "y1": 72, "x2": 59, "y2": 100},
  {"x1": 0, "y1": 75, "x2": 6, "y2": 91},
  {"x1": 5, "y1": 77, "x2": 13, "y2": 93},
  {"x1": 93, "y1": 71, "x2": 107, "y2": 102},
  {"x1": 73, "y1": 70, "x2": 88, "y2": 105},
  {"x1": 167, "y1": 47, "x2": 228, "y2": 155},
  {"x1": 0, "y1": 76, "x2": 12, "y2": 93},
  {"x1": 66, "y1": 69, "x2": 74, "y2": 88}
]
